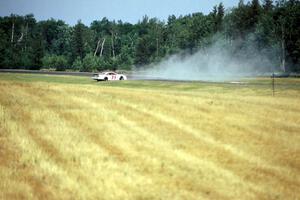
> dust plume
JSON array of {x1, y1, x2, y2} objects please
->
[{"x1": 138, "y1": 34, "x2": 280, "y2": 81}]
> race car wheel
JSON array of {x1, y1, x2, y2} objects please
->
[
  {"x1": 119, "y1": 76, "x2": 124, "y2": 80},
  {"x1": 104, "y1": 77, "x2": 108, "y2": 81}
]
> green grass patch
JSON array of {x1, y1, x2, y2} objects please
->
[{"x1": 1, "y1": 73, "x2": 300, "y2": 97}]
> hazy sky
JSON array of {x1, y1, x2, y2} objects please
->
[{"x1": 0, "y1": 0, "x2": 239, "y2": 25}]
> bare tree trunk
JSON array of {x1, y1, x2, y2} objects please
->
[
  {"x1": 111, "y1": 31, "x2": 115, "y2": 58},
  {"x1": 94, "y1": 39, "x2": 101, "y2": 57},
  {"x1": 128, "y1": 34, "x2": 136, "y2": 47},
  {"x1": 11, "y1": 21, "x2": 15, "y2": 43},
  {"x1": 128, "y1": 34, "x2": 135, "y2": 47},
  {"x1": 100, "y1": 38, "x2": 106, "y2": 57},
  {"x1": 18, "y1": 32, "x2": 24, "y2": 43}
]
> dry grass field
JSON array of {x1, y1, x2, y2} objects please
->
[{"x1": 0, "y1": 73, "x2": 299, "y2": 200}]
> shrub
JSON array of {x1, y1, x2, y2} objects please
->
[
  {"x1": 72, "y1": 57, "x2": 83, "y2": 71},
  {"x1": 42, "y1": 55, "x2": 68, "y2": 71},
  {"x1": 81, "y1": 54, "x2": 106, "y2": 72}
]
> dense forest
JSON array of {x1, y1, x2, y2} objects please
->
[{"x1": 0, "y1": 0, "x2": 299, "y2": 72}]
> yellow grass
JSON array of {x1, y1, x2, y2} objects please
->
[{"x1": 0, "y1": 74, "x2": 299, "y2": 199}]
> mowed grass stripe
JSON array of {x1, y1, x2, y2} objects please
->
[
  {"x1": 1, "y1": 82, "x2": 298, "y2": 199},
  {"x1": 29, "y1": 81, "x2": 300, "y2": 198},
  {"x1": 1, "y1": 85, "x2": 110, "y2": 199},
  {"x1": 74, "y1": 97, "x2": 227, "y2": 199},
  {"x1": 82, "y1": 94, "x2": 267, "y2": 199},
  {"x1": 18, "y1": 83, "x2": 149, "y2": 199},
  {"x1": 110, "y1": 86, "x2": 300, "y2": 132},
  {"x1": 0, "y1": 87, "x2": 72, "y2": 199},
  {"x1": 105, "y1": 86, "x2": 300, "y2": 170},
  {"x1": 20, "y1": 81, "x2": 255, "y2": 198},
  {"x1": 0, "y1": 111, "x2": 56, "y2": 200},
  {"x1": 90, "y1": 87, "x2": 299, "y2": 197},
  {"x1": 23, "y1": 83, "x2": 191, "y2": 199},
  {"x1": 2, "y1": 83, "x2": 144, "y2": 199},
  {"x1": 33, "y1": 83, "x2": 287, "y2": 198},
  {"x1": 29, "y1": 83, "x2": 222, "y2": 199},
  {"x1": 152, "y1": 86, "x2": 300, "y2": 117},
  {"x1": 148, "y1": 91, "x2": 300, "y2": 171},
  {"x1": 31, "y1": 82, "x2": 300, "y2": 198},
  {"x1": 94, "y1": 87, "x2": 298, "y2": 167},
  {"x1": 1, "y1": 75, "x2": 299, "y2": 200}
]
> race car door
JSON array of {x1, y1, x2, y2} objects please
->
[{"x1": 108, "y1": 72, "x2": 117, "y2": 80}]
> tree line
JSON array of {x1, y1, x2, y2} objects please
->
[{"x1": 0, "y1": 0, "x2": 299, "y2": 72}]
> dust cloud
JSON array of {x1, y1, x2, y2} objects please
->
[{"x1": 138, "y1": 34, "x2": 280, "y2": 81}]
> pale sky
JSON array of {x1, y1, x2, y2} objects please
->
[{"x1": 0, "y1": 0, "x2": 239, "y2": 25}]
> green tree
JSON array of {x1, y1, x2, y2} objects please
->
[
  {"x1": 116, "y1": 45, "x2": 133, "y2": 70},
  {"x1": 31, "y1": 33, "x2": 44, "y2": 69},
  {"x1": 250, "y1": 0, "x2": 262, "y2": 28},
  {"x1": 72, "y1": 20, "x2": 85, "y2": 60},
  {"x1": 0, "y1": 0, "x2": 299, "y2": 72},
  {"x1": 263, "y1": 0, "x2": 274, "y2": 11},
  {"x1": 217, "y1": 3, "x2": 225, "y2": 31},
  {"x1": 135, "y1": 36, "x2": 151, "y2": 66}
]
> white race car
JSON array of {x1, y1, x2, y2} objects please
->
[{"x1": 92, "y1": 72, "x2": 127, "y2": 81}]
